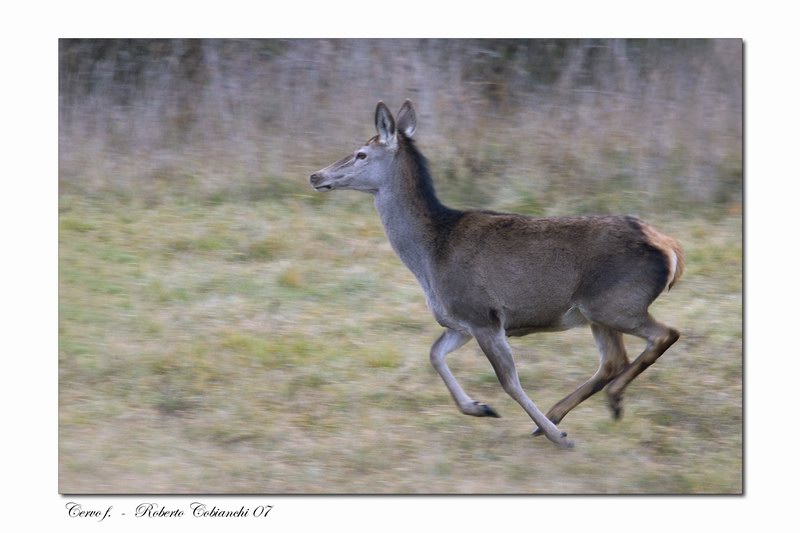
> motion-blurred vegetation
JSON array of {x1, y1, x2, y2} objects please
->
[
  {"x1": 59, "y1": 38, "x2": 741, "y2": 213},
  {"x1": 59, "y1": 39, "x2": 742, "y2": 493}
]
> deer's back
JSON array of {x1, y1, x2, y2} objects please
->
[{"x1": 431, "y1": 213, "x2": 672, "y2": 331}]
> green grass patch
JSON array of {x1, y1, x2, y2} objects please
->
[
  {"x1": 221, "y1": 331, "x2": 326, "y2": 369},
  {"x1": 60, "y1": 217, "x2": 97, "y2": 233}
]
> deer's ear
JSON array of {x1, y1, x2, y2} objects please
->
[
  {"x1": 375, "y1": 101, "x2": 396, "y2": 144},
  {"x1": 396, "y1": 99, "x2": 417, "y2": 138}
]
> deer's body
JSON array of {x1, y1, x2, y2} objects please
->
[{"x1": 310, "y1": 100, "x2": 684, "y2": 448}]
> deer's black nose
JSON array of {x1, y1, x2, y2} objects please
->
[{"x1": 310, "y1": 173, "x2": 322, "y2": 187}]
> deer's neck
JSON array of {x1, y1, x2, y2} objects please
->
[{"x1": 373, "y1": 150, "x2": 463, "y2": 291}]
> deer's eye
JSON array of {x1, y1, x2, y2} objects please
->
[{"x1": 356, "y1": 152, "x2": 367, "y2": 160}]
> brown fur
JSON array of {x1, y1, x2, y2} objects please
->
[{"x1": 310, "y1": 100, "x2": 686, "y2": 449}]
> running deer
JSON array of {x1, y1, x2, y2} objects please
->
[{"x1": 309, "y1": 100, "x2": 684, "y2": 449}]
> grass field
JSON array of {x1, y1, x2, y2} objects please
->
[{"x1": 58, "y1": 191, "x2": 742, "y2": 494}]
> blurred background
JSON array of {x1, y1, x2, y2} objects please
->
[
  {"x1": 59, "y1": 39, "x2": 742, "y2": 494},
  {"x1": 59, "y1": 38, "x2": 741, "y2": 212}
]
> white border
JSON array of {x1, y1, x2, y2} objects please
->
[{"x1": 3, "y1": 1, "x2": 797, "y2": 531}]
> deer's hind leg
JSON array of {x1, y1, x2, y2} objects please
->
[
  {"x1": 533, "y1": 324, "x2": 628, "y2": 436},
  {"x1": 605, "y1": 315, "x2": 679, "y2": 419}
]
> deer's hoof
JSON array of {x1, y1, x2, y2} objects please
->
[
  {"x1": 557, "y1": 436, "x2": 575, "y2": 449},
  {"x1": 536, "y1": 428, "x2": 574, "y2": 448},
  {"x1": 470, "y1": 401, "x2": 500, "y2": 418}
]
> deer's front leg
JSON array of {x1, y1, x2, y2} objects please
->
[
  {"x1": 430, "y1": 329, "x2": 500, "y2": 418},
  {"x1": 472, "y1": 325, "x2": 574, "y2": 449}
]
